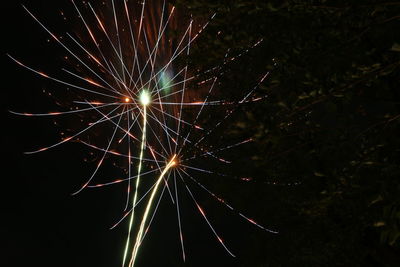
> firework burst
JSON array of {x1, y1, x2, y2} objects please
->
[{"x1": 9, "y1": 0, "x2": 277, "y2": 266}]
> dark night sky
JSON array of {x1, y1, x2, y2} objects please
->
[{"x1": 2, "y1": 2, "x2": 281, "y2": 267}]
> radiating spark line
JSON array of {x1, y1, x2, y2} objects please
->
[
  {"x1": 180, "y1": 77, "x2": 218, "y2": 153},
  {"x1": 131, "y1": 3, "x2": 176, "y2": 90},
  {"x1": 129, "y1": 155, "x2": 177, "y2": 267},
  {"x1": 128, "y1": 0, "x2": 147, "y2": 90},
  {"x1": 140, "y1": 17, "x2": 194, "y2": 92},
  {"x1": 145, "y1": 110, "x2": 194, "y2": 152},
  {"x1": 147, "y1": 144, "x2": 169, "y2": 162},
  {"x1": 181, "y1": 163, "x2": 267, "y2": 184},
  {"x1": 87, "y1": 102, "x2": 141, "y2": 143},
  {"x1": 153, "y1": 74, "x2": 193, "y2": 97},
  {"x1": 22, "y1": 5, "x2": 121, "y2": 94},
  {"x1": 175, "y1": 20, "x2": 192, "y2": 155},
  {"x1": 118, "y1": 110, "x2": 141, "y2": 143},
  {"x1": 180, "y1": 168, "x2": 278, "y2": 234},
  {"x1": 87, "y1": 168, "x2": 160, "y2": 188},
  {"x1": 87, "y1": 2, "x2": 137, "y2": 88},
  {"x1": 140, "y1": 172, "x2": 171, "y2": 242},
  {"x1": 23, "y1": 104, "x2": 125, "y2": 154},
  {"x1": 70, "y1": 1, "x2": 130, "y2": 94},
  {"x1": 151, "y1": 100, "x2": 227, "y2": 106},
  {"x1": 78, "y1": 140, "x2": 161, "y2": 163},
  {"x1": 176, "y1": 169, "x2": 236, "y2": 257},
  {"x1": 153, "y1": 38, "x2": 259, "y2": 98},
  {"x1": 173, "y1": 171, "x2": 186, "y2": 262},
  {"x1": 151, "y1": 66, "x2": 191, "y2": 95},
  {"x1": 153, "y1": 82, "x2": 173, "y2": 155},
  {"x1": 183, "y1": 139, "x2": 253, "y2": 162},
  {"x1": 194, "y1": 72, "x2": 271, "y2": 148},
  {"x1": 154, "y1": 96, "x2": 268, "y2": 107},
  {"x1": 180, "y1": 164, "x2": 221, "y2": 175},
  {"x1": 142, "y1": 102, "x2": 176, "y2": 203},
  {"x1": 111, "y1": 0, "x2": 126, "y2": 85},
  {"x1": 9, "y1": 102, "x2": 117, "y2": 117},
  {"x1": 148, "y1": 1, "x2": 168, "y2": 100},
  {"x1": 111, "y1": 173, "x2": 171, "y2": 230},
  {"x1": 151, "y1": 105, "x2": 204, "y2": 130},
  {"x1": 8, "y1": 54, "x2": 120, "y2": 100},
  {"x1": 122, "y1": 0, "x2": 139, "y2": 88},
  {"x1": 145, "y1": 111, "x2": 172, "y2": 156},
  {"x1": 72, "y1": 105, "x2": 126, "y2": 195},
  {"x1": 152, "y1": 46, "x2": 264, "y2": 98},
  {"x1": 62, "y1": 68, "x2": 112, "y2": 90},
  {"x1": 145, "y1": 131, "x2": 176, "y2": 205},
  {"x1": 66, "y1": 32, "x2": 126, "y2": 93}
]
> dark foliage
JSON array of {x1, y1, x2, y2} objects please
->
[{"x1": 174, "y1": 1, "x2": 400, "y2": 266}]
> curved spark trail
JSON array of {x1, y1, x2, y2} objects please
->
[{"x1": 130, "y1": 155, "x2": 177, "y2": 267}]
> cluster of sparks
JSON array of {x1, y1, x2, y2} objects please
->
[{"x1": 10, "y1": 0, "x2": 278, "y2": 266}]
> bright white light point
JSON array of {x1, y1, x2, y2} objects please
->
[{"x1": 139, "y1": 90, "x2": 151, "y2": 106}]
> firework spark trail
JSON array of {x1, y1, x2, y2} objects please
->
[
  {"x1": 72, "y1": 105, "x2": 126, "y2": 195},
  {"x1": 180, "y1": 77, "x2": 218, "y2": 151},
  {"x1": 128, "y1": 0, "x2": 147, "y2": 90},
  {"x1": 143, "y1": 107, "x2": 178, "y2": 203},
  {"x1": 179, "y1": 168, "x2": 278, "y2": 234},
  {"x1": 70, "y1": 2, "x2": 131, "y2": 94},
  {"x1": 130, "y1": 5, "x2": 177, "y2": 90},
  {"x1": 9, "y1": 102, "x2": 118, "y2": 117},
  {"x1": 123, "y1": 100, "x2": 148, "y2": 267},
  {"x1": 86, "y1": 102, "x2": 141, "y2": 144},
  {"x1": 87, "y1": 168, "x2": 160, "y2": 188},
  {"x1": 22, "y1": 5, "x2": 126, "y2": 97},
  {"x1": 144, "y1": 108, "x2": 232, "y2": 165},
  {"x1": 183, "y1": 138, "x2": 253, "y2": 162},
  {"x1": 90, "y1": 1, "x2": 157, "y2": 95},
  {"x1": 140, "y1": 18, "x2": 195, "y2": 94},
  {"x1": 8, "y1": 54, "x2": 120, "y2": 100},
  {"x1": 87, "y1": 3, "x2": 135, "y2": 86},
  {"x1": 20, "y1": 104, "x2": 127, "y2": 154},
  {"x1": 111, "y1": 0, "x2": 125, "y2": 85},
  {"x1": 129, "y1": 155, "x2": 177, "y2": 267},
  {"x1": 140, "y1": 109, "x2": 176, "y2": 204},
  {"x1": 176, "y1": 168, "x2": 236, "y2": 257},
  {"x1": 173, "y1": 171, "x2": 186, "y2": 262},
  {"x1": 174, "y1": 20, "x2": 192, "y2": 155},
  {"x1": 139, "y1": 172, "x2": 172, "y2": 243},
  {"x1": 193, "y1": 72, "x2": 271, "y2": 149},
  {"x1": 110, "y1": 170, "x2": 172, "y2": 230}
]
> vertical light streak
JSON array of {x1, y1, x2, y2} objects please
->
[
  {"x1": 129, "y1": 155, "x2": 177, "y2": 267},
  {"x1": 123, "y1": 104, "x2": 147, "y2": 267}
]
